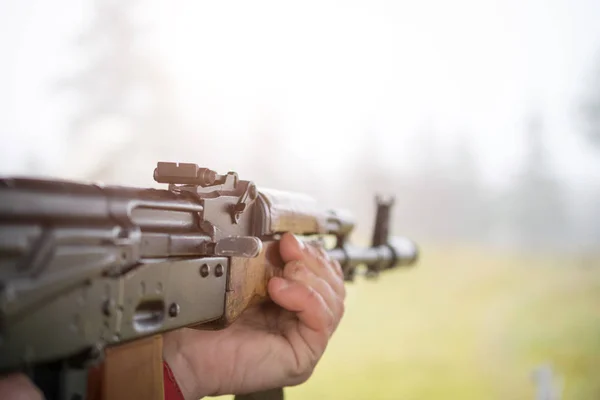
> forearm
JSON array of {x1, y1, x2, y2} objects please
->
[{"x1": 163, "y1": 329, "x2": 217, "y2": 400}]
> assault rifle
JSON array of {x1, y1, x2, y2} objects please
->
[{"x1": 0, "y1": 162, "x2": 418, "y2": 400}]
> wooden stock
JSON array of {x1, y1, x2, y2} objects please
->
[
  {"x1": 87, "y1": 335, "x2": 164, "y2": 400},
  {"x1": 88, "y1": 240, "x2": 285, "y2": 399}
]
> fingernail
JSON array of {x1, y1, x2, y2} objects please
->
[
  {"x1": 293, "y1": 234, "x2": 306, "y2": 250},
  {"x1": 291, "y1": 262, "x2": 305, "y2": 277},
  {"x1": 277, "y1": 279, "x2": 290, "y2": 291}
]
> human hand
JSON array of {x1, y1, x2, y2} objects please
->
[
  {"x1": 0, "y1": 374, "x2": 42, "y2": 400},
  {"x1": 162, "y1": 232, "x2": 346, "y2": 399}
]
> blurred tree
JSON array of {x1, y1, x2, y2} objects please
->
[
  {"x1": 391, "y1": 124, "x2": 456, "y2": 244},
  {"x1": 580, "y1": 52, "x2": 600, "y2": 149},
  {"x1": 503, "y1": 112, "x2": 569, "y2": 252},
  {"x1": 445, "y1": 133, "x2": 491, "y2": 243},
  {"x1": 344, "y1": 130, "x2": 396, "y2": 239},
  {"x1": 56, "y1": 0, "x2": 185, "y2": 184},
  {"x1": 578, "y1": 51, "x2": 600, "y2": 251},
  {"x1": 396, "y1": 128, "x2": 492, "y2": 245}
]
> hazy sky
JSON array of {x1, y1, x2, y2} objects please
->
[{"x1": 1, "y1": 0, "x2": 600, "y2": 186}]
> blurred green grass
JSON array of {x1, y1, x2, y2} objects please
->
[{"x1": 215, "y1": 246, "x2": 600, "y2": 399}]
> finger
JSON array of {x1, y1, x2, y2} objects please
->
[
  {"x1": 315, "y1": 246, "x2": 344, "y2": 279},
  {"x1": 0, "y1": 374, "x2": 43, "y2": 400},
  {"x1": 279, "y1": 232, "x2": 306, "y2": 263},
  {"x1": 302, "y1": 244, "x2": 346, "y2": 298},
  {"x1": 283, "y1": 262, "x2": 343, "y2": 320},
  {"x1": 311, "y1": 243, "x2": 345, "y2": 281},
  {"x1": 268, "y1": 277, "x2": 334, "y2": 334},
  {"x1": 332, "y1": 259, "x2": 344, "y2": 280},
  {"x1": 279, "y1": 234, "x2": 345, "y2": 297}
]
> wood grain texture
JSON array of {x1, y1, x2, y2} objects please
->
[
  {"x1": 259, "y1": 189, "x2": 328, "y2": 234},
  {"x1": 100, "y1": 335, "x2": 164, "y2": 400},
  {"x1": 220, "y1": 240, "x2": 284, "y2": 326}
]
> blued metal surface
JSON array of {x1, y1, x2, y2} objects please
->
[
  {"x1": 0, "y1": 257, "x2": 227, "y2": 370},
  {"x1": 215, "y1": 236, "x2": 263, "y2": 258},
  {"x1": 328, "y1": 239, "x2": 417, "y2": 280},
  {"x1": 0, "y1": 175, "x2": 234, "y2": 373}
]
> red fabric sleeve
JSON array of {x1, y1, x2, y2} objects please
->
[{"x1": 164, "y1": 361, "x2": 185, "y2": 400}]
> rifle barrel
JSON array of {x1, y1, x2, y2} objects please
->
[{"x1": 327, "y1": 236, "x2": 417, "y2": 272}]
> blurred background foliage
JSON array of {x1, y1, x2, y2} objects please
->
[{"x1": 2, "y1": 0, "x2": 600, "y2": 398}]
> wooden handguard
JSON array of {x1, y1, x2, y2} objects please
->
[{"x1": 219, "y1": 241, "x2": 285, "y2": 325}]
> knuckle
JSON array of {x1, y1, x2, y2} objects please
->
[
  {"x1": 305, "y1": 286, "x2": 320, "y2": 303},
  {"x1": 316, "y1": 253, "x2": 329, "y2": 267},
  {"x1": 317, "y1": 277, "x2": 338, "y2": 305},
  {"x1": 285, "y1": 261, "x2": 307, "y2": 280},
  {"x1": 332, "y1": 260, "x2": 343, "y2": 275},
  {"x1": 289, "y1": 365, "x2": 316, "y2": 386},
  {"x1": 326, "y1": 259, "x2": 343, "y2": 280},
  {"x1": 325, "y1": 307, "x2": 336, "y2": 333},
  {"x1": 337, "y1": 298, "x2": 346, "y2": 317}
]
